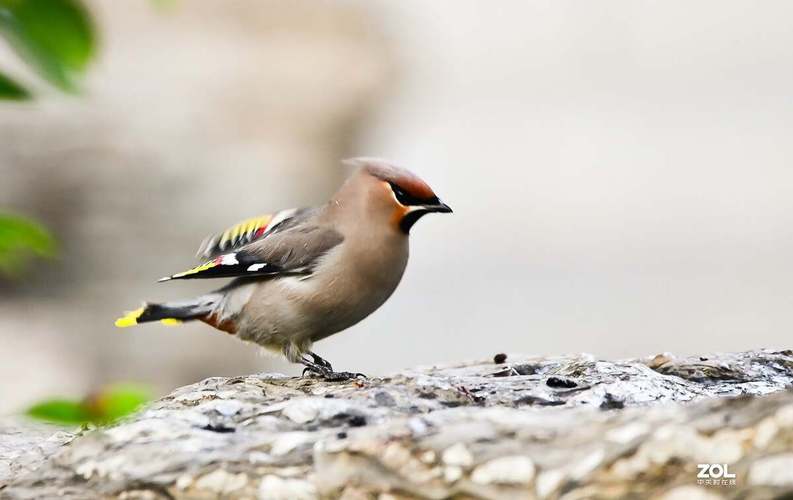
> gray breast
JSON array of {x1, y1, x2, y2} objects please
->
[{"x1": 301, "y1": 237, "x2": 409, "y2": 342}]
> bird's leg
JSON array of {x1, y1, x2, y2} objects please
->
[
  {"x1": 299, "y1": 354, "x2": 366, "y2": 381},
  {"x1": 308, "y1": 351, "x2": 333, "y2": 371}
]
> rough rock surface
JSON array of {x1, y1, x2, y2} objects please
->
[{"x1": 2, "y1": 349, "x2": 793, "y2": 499}]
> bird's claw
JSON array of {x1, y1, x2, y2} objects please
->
[
  {"x1": 308, "y1": 352, "x2": 334, "y2": 371},
  {"x1": 324, "y1": 371, "x2": 367, "y2": 381},
  {"x1": 300, "y1": 352, "x2": 366, "y2": 381},
  {"x1": 301, "y1": 365, "x2": 366, "y2": 381}
]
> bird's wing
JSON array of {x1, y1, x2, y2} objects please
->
[
  {"x1": 196, "y1": 208, "x2": 307, "y2": 260},
  {"x1": 162, "y1": 218, "x2": 344, "y2": 282}
]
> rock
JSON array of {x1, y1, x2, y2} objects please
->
[
  {"x1": 0, "y1": 418, "x2": 74, "y2": 486},
  {"x1": 748, "y1": 453, "x2": 793, "y2": 487},
  {"x1": 441, "y1": 443, "x2": 473, "y2": 467},
  {"x1": 470, "y1": 456, "x2": 535, "y2": 485},
  {"x1": 258, "y1": 475, "x2": 317, "y2": 500},
  {"x1": 2, "y1": 349, "x2": 793, "y2": 499}
]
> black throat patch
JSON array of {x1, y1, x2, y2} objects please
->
[{"x1": 399, "y1": 209, "x2": 430, "y2": 234}]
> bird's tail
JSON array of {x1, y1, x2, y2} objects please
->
[{"x1": 115, "y1": 295, "x2": 218, "y2": 328}]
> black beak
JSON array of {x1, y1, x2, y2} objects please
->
[
  {"x1": 424, "y1": 200, "x2": 453, "y2": 213},
  {"x1": 400, "y1": 199, "x2": 452, "y2": 233}
]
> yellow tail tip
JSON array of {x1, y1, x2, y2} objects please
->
[{"x1": 115, "y1": 307, "x2": 144, "y2": 328}]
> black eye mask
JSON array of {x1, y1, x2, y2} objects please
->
[{"x1": 388, "y1": 182, "x2": 438, "y2": 207}]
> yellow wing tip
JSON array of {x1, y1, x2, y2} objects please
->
[
  {"x1": 115, "y1": 307, "x2": 145, "y2": 328},
  {"x1": 160, "y1": 318, "x2": 183, "y2": 326}
]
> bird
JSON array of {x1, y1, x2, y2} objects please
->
[{"x1": 115, "y1": 158, "x2": 452, "y2": 380}]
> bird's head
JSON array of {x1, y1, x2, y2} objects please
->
[{"x1": 342, "y1": 157, "x2": 452, "y2": 234}]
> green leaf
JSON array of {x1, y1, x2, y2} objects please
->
[
  {"x1": 91, "y1": 384, "x2": 152, "y2": 423},
  {"x1": 25, "y1": 384, "x2": 152, "y2": 427},
  {"x1": 0, "y1": 212, "x2": 57, "y2": 277},
  {"x1": 0, "y1": 69, "x2": 30, "y2": 99},
  {"x1": 0, "y1": 0, "x2": 95, "y2": 92},
  {"x1": 26, "y1": 399, "x2": 91, "y2": 425}
]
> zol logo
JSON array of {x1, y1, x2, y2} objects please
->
[{"x1": 697, "y1": 464, "x2": 736, "y2": 486}]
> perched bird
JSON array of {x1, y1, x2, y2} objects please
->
[{"x1": 115, "y1": 158, "x2": 452, "y2": 380}]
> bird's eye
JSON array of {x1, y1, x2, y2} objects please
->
[
  {"x1": 389, "y1": 182, "x2": 412, "y2": 205},
  {"x1": 389, "y1": 181, "x2": 426, "y2": 206}
]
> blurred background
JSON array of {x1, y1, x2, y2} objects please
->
[{"x1": 2, "y1": 0, "x2": 793, "y2": 413}]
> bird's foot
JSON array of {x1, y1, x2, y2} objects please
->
[
  {"x1": 300, "y1": 355, "x2": 366, "y2": 381},
  {"x1": 317, "y1": 369, "x2": 366, "y2": 382}
]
